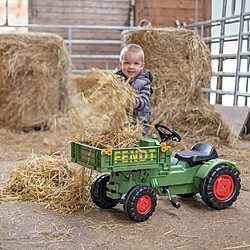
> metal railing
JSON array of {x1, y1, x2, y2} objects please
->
[{"x1": 186, "y1": 0, "x2": 250, "y2": 106}]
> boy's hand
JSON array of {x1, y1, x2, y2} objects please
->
[{"x1": 128, "y1": 96, "x2": 137, "y2": 106}]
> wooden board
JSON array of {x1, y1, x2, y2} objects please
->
[
  {"x1": 28, "y1": 0, "x2": 212, "y2": 70},
  {"x1": 28, "y1": 0, "x2": 130, "y2": 70},
  {"x1": 213, "y1": 104, "x2": 250, "y2": 137},
  {"x1": 29, "y1": 0, "x2": 131, "y2": 25},
  {"x1": 135, "y1": 0, "x2": 211, "y2": 27}
]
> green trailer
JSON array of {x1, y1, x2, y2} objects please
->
[{"x1": 71, "y1": 124, "x2": 241, "y2": 222}]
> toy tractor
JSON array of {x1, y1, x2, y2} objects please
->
[{"x1": 71, "y1": 124, "x2": 241, "y2": 222}]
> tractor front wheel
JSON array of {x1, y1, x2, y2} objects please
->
[
  {"x1": 91, "y1": 174, "x2": 119, "y2": 209},
  {"x1": 124, "y1": 185, "x2": 157, "y2": 222},
  {"x1": 200, "y1": 165, "x2": 241, "y2": 209}
]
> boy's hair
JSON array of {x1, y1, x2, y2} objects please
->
[{"x1": 120, "y1": 44, "x2": 144, "y2": 62}]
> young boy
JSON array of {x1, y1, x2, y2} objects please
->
[{"x1": 116, "y1": 44, "x2": 153, "y2": 136}]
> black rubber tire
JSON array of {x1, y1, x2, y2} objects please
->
[
  {"x1": 200, "y1": 165, "x2": 241, "y2": 210},
  {"x1": 177, "y1": 193, "x2": 197, "y2": 198},
  {"x1": 91, "y1": 174, "x2": 119, "y2": 209},
  {"x1": 124, "y1": 185, "x2": 157, "y2": 222}
]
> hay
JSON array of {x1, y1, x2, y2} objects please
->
[
  {"x1": 122, "y1": 27, "x2": 236, "y2": 149},
  {"x1": 70, "y1": 70, "x2": 142, "y2": 148},
  {"x1": 0, "y1": 154, "x2": 94, "y2": 212},
  {"x1": 0, "y1": 32, "x2": 72, "y2": 131}
]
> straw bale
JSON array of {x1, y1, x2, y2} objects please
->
[
  {"x1": 0, "y1": 32, "x2": 72, "y2": 131},
  {"x1": 0, "y1": 154, "x2": 94, "y2": 212},
  {"x1": 122, "y1": 27, "x2": 235, "y2": 148}
]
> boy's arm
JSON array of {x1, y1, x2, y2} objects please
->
[{"x1": 135, "y1": 80, "x2": 151, "y2": 110}]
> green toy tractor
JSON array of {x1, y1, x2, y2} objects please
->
[{"x1": 71, "y1": 124, "x2": 241, "y2": 222}]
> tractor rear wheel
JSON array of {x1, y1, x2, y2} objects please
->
[
  {"x1": 91, "y1": 174, "x2": 119, "y2": 209},
  {"x1": 200, "y1": 165, "x2": 241, "y2": 209},
  {"x1": 124, "y1": 185, "x2": 157, "y2": 222}
]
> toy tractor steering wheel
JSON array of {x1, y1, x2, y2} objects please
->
[{"x1": 155, "y1": 124, "x2": 182, "y2": 143}]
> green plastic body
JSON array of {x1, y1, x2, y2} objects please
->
[{"x1": 71, "y1": 135, "x2": 241, "y2": 200}]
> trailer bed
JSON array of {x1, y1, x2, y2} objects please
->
[{"x1": 71, "y1": 137, "x2": 171, "y2": 173}]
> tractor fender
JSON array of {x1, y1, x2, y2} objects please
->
[{"x1": 195, "y1": 158, "x2": 241, "y2": 179}]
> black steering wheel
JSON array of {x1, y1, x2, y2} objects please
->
[{"x1": 155, "y1": 124, "x2": 182, "y2": 143}]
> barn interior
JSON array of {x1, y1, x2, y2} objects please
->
[{"x1": 0, "y1": 1, "x2": 250, "y2": 249}]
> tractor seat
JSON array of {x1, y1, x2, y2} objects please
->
[{"x1": 175, "y1": 142, "x2": 218, "y2": 167}]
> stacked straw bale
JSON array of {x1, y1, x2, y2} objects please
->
[
  {"x1": 122, "y1": 28, "x2": 235, "y2": 148},
  {"x1": 0, "y1": 32, "x2": 72, "y2": 131}
]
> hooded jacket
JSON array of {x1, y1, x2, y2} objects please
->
[{"x1": 116, "y1": 69, "x2": 153, "y2": 123}]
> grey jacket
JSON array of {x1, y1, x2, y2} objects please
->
[{"x1": 116, "y1": 69, "x2": 153, "y2": 123}]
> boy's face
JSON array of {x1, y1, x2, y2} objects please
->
[{"x1": 120, "y1": 52, "x2": 144, "y2": 81}]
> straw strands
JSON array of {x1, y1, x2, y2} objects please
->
[
  {"x1": 122, "y1": 27, "x2": 236, "y2": 149},
  {"x1": 0, "y1": 32, "x2": 72, "y2": 131},
  {"x1": 70, "y1": 70, "x2": 143, "y2": 148},
  {"x1": 0, "y1": 154, "x2": 95, "y2": 212}
]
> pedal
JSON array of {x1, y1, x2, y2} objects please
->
[
  {"x1": 170, "y1": 199, "x2": 180, "y2": 208},
  {"x1": 162, "y1": 186, "x2": 181, "y2": 209}
]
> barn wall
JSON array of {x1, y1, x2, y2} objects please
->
[
  {"x1": 135, "y1": 0, "x2": 211, "y2": 27},
  {"x1": 28, "y1": 0, "x2": 211, "y2": 72},
  {"x1": 28, "y1": 0, "x2": 131, "y2": 71},
  {"x1": 29, "y1": 0, "x2": 131, "y2": 26}
]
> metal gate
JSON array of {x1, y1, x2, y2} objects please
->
[{"x1": 186, "y1": 0, "x2": 250, "y2": 106}]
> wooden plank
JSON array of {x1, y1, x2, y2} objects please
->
[
  {"x1": 72, "y1": 45, "x2": 121, "y2": 54},
  {"x1": 30, "y1": 12, "x2": 129, "y2": 20},
  {"x1": 33, "y1": 7, "x2": 130, "y2": 15},
  {"x1": 213, "y1": 104, "x2": 250, "y2": 137},
  {"x1": 139, "y1": 7, "x2": 198, "y2": 17},
  {"x1": 71, "y1": 51, "x2": 120, "y2": 55},
  {"x1": 28, "y1": 28, "x2": 123, "y2": 40},
  {"x1": 29, "y1": 18, "x2": 129, "y2": 26},
  {"x1": 204, "y1": 0, "x2": 211, "y2": 20},
  {"x1": 32, "y1": 1, "x2": 130, "y2": 9},
  {"x1": 137, "y1": 0, "x2": 199, "y2": 9},
  {"x1": 71, "y1": 30, "x2": 122, "y2": 40},
  {"x1": 72, "y1": 59, "x2": 118, "y2": 71},
  {"x1": 33, "y1": 0, "x2": 130, "y2": 6},
  {"x1": 137, "y1": 10, "x2": 193, "y2": 22},
  {"x1": 135, "y1": 0, "x2": 211, "y2": 26}
]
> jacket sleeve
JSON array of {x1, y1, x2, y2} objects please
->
[{"x1": 135, "y1": 80, "x2": 151, "y2": 110}]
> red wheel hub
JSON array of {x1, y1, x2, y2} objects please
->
[
  {"x1": 213, "y1": 174, "x2": 234, "y2": 200},
  {"x1": 136, "y1": 195, "x2": 152, "y2": 214}
]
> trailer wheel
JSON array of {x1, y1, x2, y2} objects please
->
[
  {"x1": 124, "y1": 185, "x2": 157, "y2": 222},
  {"x1": 200, "y1": 165, "x2": 241, "y2": 209},
  {"x1": 91, "y1": 174, "x2": 119, "y2": 209}
]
